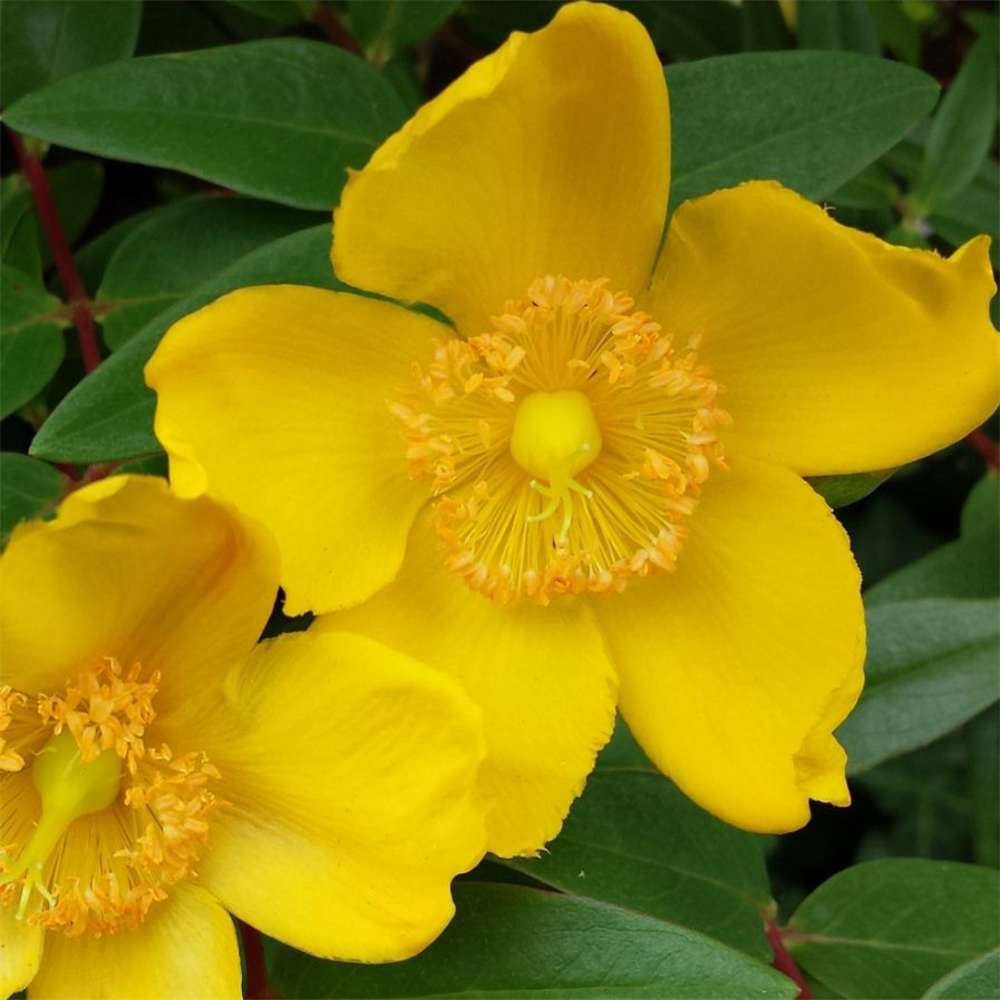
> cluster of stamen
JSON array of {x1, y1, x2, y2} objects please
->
[
  {"x1": 391, "y1": 275, "x2": 730, "y2": 605},
  {"x1": 0, "y1": 660, "x2": 220, "y2": 937}
]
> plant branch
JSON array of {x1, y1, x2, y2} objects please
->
[
  {"x1": 766, "y1": 916, "x2": 813, "y2": 1000},
  {"x1": 239, "y1": 920, "x2": 272, "y2": 1000},
  {"x1": 7, "y1": 127, "x2": 102, "y2": 374},
  {"x1": 966, "y1": 428, "x2": 1000, "y2": 471}
]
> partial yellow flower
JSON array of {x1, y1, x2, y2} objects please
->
[
  {"x1": 0, "y1": 476, "x2": 486, "y2": 999},
  {"x1": 145, "y1": 2, "x2": 1000, "y2": 856}
]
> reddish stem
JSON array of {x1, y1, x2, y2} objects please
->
[
  {"x1": 239, "y1": 920, "x2": 271, "y2": 1000},
  {"x1": 765, "y1": 917, "x2": 813, "y2": 1000},
  {"x1": 313, "y1": 1, "x2": 363, "y2": 54},
  {"x1": 966, "y1": 428, "x2": 1000, "y2": 470},
  {"x1": 7, "y1": 127, "x2": 102, "y2": 374}
]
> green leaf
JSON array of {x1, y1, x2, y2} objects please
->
[
  {"x1": 915, "y1": 32, "x2": 1000, "y2": 211},
  {"x1": 30, "y1": 225, "x2": 343, "y2": 464},
  {"x1": 923, "y1": 948, "x2": 1000, "y2": 999},
  {"x1": 0, "y1": 264, "x2": 69, "y2": 418},
  {"x1": 789, "y1": 860, "x2": 1000, "y2": 1000},
  {"x1": 0, "y1": 174, "x2": 41, "y2": 278},
  {"x1": 796, "y1": 0, "x2": 880, "y2": 55},
  {"x1": 348, "y1": 0, "x2": 459, "y2": 64},
  {"x1": 666, "y1": 50, "x2": 939, "y2": 210},
  {"x1": 807, "y1": 468, "x2": 896, "y2": 508},
  {"x1": 496, "y1": 771, "x2": 772, "y2": 958},
  {"x1": 271, "y1": 883, "x2": 797, "y2": 999},
  {"x1": 838, "y1": 598, "x2": 1000, "y2": 774},
  {"x1": 0, "y1": 0, "x2": 141, "y2": 105},
  {"x1": 0, "y1": 452, "x2": 65, "y2": 547},
  {"x1": 2, "y1": 40, "x2": 408, "y2": 211},
  {"x1": 869, "y1": 0, "x2": 922, "y2": 65},
  {"x1": 97, "y1": 196, "x2": 323, "y2": 349},
  {"x1": 619, "y1": 1, "x2": 743, "y2": 61}
]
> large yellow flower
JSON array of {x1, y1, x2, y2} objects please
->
[
  {"x1": 0, "y1": 476, "x2": 486, "y2": 998},
  {"x1": 145, "y1": 3, "x2": 1000, "y2": 856}
]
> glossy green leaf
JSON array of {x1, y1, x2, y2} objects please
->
[
  {"x1": 666, "y1": 50, "x2": 938, "y2": 209},
  {"x1": 0, "y1": 452, "x2": 66, "y2": 547},
  {"x1": 497, "y1": 771, "x2": 771, "y2": 958},
  {"x1": 271, "y1": 883, "x2": 797, "y2": 999},
  {"x1": 348, "y1": 0, "x2": 459, "y2": 64},
  {"x1": 838, "y1": 598, "x2": 1000, "y2": 773},
  {"x1": 789, "y1": 860, "x2": 1000, "y2": 1000},
  {"x1": 30, "y1": 225, "x2": 343, "y2": 464},
  {"x1": 807, "y1": 468, "x2": 897, "y2": 508},
  {"x1": 796, "y1": 0, "x2": 880, "y2": 55},
  {"x1": 0, "y1": 0, "x2": 141, "y2": 105},
  {"x1": 2, "y1": 40, "x2": 408, "y2": 211},
  {"x1": 0, "y1": 264, "x2": 69, "y2": 418},
  {"x1": 916, "y1": 32, "x2": 999, "y2": 210},
  {"x1": 0, "y1": 174, "x2": 41, "y2": 278},
  {"x1": 97, "y1": 196, "x2": 322, "y2": 349},
  {"x1": 923, "y1": 948, "x2": 1000, "y2": 999}
]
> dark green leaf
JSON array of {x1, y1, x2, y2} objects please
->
[
  {"x1": 497, "y1": 771, "x2": 772, "y2": 958},
  {"x1": 807, "y1": 468, "x2": 896, "y2": 508},
  {"x1": 838, "y1": 598, "x2": 999, "y2": 773},
  {"x1": 930, "y1": 162, "x2": 1000, "y2": 268},
  {"x1": 0, "y1": 174, "x2": 41, "y2": 278},
  {"x1": 866, "y1": 476, "x2": 999, "y2": 604},
  {"x1": 0, "y1": 264, "x2": 68, "y2": 418},
  {"x1": 0, "y1": 452, "x2": 66, "y2": 547},
  {"x1": 796, "y1": 0, "x2": 880, "y2": 55},
  {"x1": 967, "y1": 708, "x2": 999, "y2": 868},
  {"x1": 348, "y1": 0, "x2": 459, "y2": 64},
  {"x1": 739, "y1": 0, "x2": 792, "y2": 53},
  {"x1": 619, "y1": 1, "x2": 743, "y2": 61},
  {"x1": 666, "y1": 51, "x2": 938, "y2": 209},
  {"x1": 3, "y1": 40, "x2": 408, "y2": 211},
  {"x1": 224, "y1": 0, "x2": 316, "y2": 25},
  {"x1": 0, "y1": 0, "x2": 141, "y2": 105},
  {"x1": 923, "y1": 948, "x2": 1000, "y2": 999},
  {"x1": 30, "y1": 225, "x2": 343, "y2": 464},
  {"x1": 271, "y1": 883, "x2": 797, "y2": 999},
  {"x1": 916, "y1": 32, "x2": 999, "y2": 210},
  {"x1": 789, "y1": 860, "x2": 1000, "y2": 1000},
  {"x1": 97, "y1": 196, "x2": 323, "y2": 349}
]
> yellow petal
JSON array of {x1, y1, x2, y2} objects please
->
[
  {"x1": 145, "y1": 285, "x2": 440, "y2": 614},
  {"x1": 648, "y1": 181, "x2": 1000, "y2": 475},
  {"x1": 333, "y1": 1, "x2": 669, "y2": 336},
  {"x1": 0, "y1": 476, "x2": 277, "y2": 717},
  {"x1": 314, "y1": 525, "x2": 618, "y2": 858},
  {"x1": 194, "y1": 630, "x2": 487, "y2": 962},
  {"x1": 28, "y1": 884, "x2": 241, "y2": 999},
  {"x1": 1, "y1": 901, "x2": 43, "y2": 999},
  {"x1": 592, "y1": 456, "x2": 865, "y2": 833}
]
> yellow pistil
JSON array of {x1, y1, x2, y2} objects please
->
[
  {"x1": 510, "y1": 390, "x2": 602, "y2": 543},
  {"x1": 392, "y1": 275, "x2": 730, "y2": 605},
  {"x1": 0, "y1": 659, "x2": 221, "y2": 937}
]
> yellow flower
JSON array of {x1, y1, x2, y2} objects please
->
[
  {"x1": 0, "y1": 476, "x2": 486, "y2": 998},
  {"x1": 145, "y1": 3, "x2": 1000, "y2": 856}
]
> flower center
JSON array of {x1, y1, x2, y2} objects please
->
[
  {"x1": 509, "y1": 390, "x2": 603, "y2": 543},
  {"x1": 392, "y1": 275, "x2": 730, "y2": 605},
  {"x1": 0, "y1": 661, "x2": 220, "y2": 937}
]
